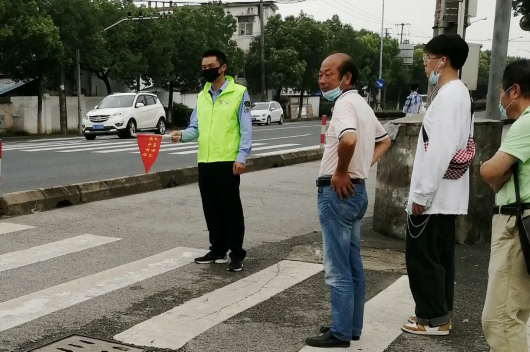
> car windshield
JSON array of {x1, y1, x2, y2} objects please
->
[
  {"x1": 252, "y1": 103, "x2": 270, "y2": 110},
  {"x1": 98, "y1": 95, "x2": 135, "y2": 109}
]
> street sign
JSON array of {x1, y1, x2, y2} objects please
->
[{"x1": 375, "y1": 79, "x2": 385, "y2": 90}]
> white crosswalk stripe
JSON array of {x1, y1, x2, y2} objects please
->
[
  {"x1": 115, "y1": 260, "x2": 323, "y2": 349},
  {"x1": 0, "y1": 234, "x2": 120, "y2": 273},
  {"x1": 0, "y1": 221, "x2": 437, "y2": 352},
  {"x1": 3, "y1": 134, "x2": 317, "y2": 157}
]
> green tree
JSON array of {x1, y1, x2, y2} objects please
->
[
  {"x1": 513, "y1": 0, "x2": 530, "y2": 17},
  {"x1": 0, "y1": 0, "x2": 64, "y2": 133},
  {"x1": 169, "y1": 4, "x2": 244, "y2": 94},
  {"x1": 246, "y1": 12, "x2": 330, "y2": 117}
]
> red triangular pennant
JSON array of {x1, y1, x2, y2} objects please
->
[{"x1": 137, "y1": 134, "x2": 162, "y2": 173}]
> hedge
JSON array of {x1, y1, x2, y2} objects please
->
[{"x1": 170, "y1": 103, "x2": 194, "y2": 127}]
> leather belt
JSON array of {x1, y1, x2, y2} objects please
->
[
  {"x1": 316, "y1": 176, "x2": 365, "y2": 187},
  {"x1": 492, "y1": 203, "x2": 530, "y2": 216}
]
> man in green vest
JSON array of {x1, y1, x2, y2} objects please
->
[{"x1": 170, "y1": 49, "x2": 252, "y2": 272}]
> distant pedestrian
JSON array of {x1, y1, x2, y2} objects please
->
[
  {"x1": 480, "y1": 59, "x2": 530, "y2": 352},
  {"x1": 170, "y1": 49, "x2": 252, "y2": 272},
  {"x1": 402, "y1": 34, "x2": 472, "y2": 336},
  {"x1": 403, "y1": 82, "x2": 422, "y2": 116},
  {"x1": 305, "y1": 53, "x2": 391, "y2": 348}
]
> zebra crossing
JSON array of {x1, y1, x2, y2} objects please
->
[
  {"x1": 0, "y1": 220, "x2": 424, "y2": 352},
  {"x1": 2, "y1": 135, "x2": 319, "y2": 157}
]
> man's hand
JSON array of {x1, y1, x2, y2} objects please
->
[
  {"x1": 331, "y1": 171, "x2": 354, "y2": 200},
  {"x1": 233, "y1": 162, "x2": 245, "y2": 176},
  {"x1": 170, "y1": 131, "x2": 182, "y2": 143},
  {"x1": 412, "y1": 202, "x2": 427, "y2": 216}
]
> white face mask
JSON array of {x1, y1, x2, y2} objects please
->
[{"x1": 428, "y1": 59, "x2": 444, "y2": 86}]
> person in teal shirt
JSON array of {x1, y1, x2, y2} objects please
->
[{"x1": 480, "y1": 59, "x2": 530, "y2": 352}]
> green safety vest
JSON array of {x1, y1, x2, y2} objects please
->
[{"x1": 196, "y1": 76, "x2": 246, "y2": 163}]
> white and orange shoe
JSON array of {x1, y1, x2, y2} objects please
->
[
  {"x1": 401, "y1": 322, "x2": 450, "y2": 336},
  {"x1": 408, "y1": 316, "x2": 452, "y2": 330}
]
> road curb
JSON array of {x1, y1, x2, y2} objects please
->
[{"x1": 0, "y1": 148, "x2": 323, "y2": 217}]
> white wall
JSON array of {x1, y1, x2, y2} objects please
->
[{"x1": 7, "y1": 95, "x2": 107, "y2": 134}]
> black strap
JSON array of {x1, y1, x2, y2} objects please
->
[
  {"x1": 422, "y1": 92, "x2": 474, "y2": 143},
  {"x1": 513, "y1": 163, "x2": 523, "y2": 215}
]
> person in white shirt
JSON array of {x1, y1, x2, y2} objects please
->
[
  {"x1": 305, "y1": 53, "x2": 391, "y2": 348},
  {"x1": 401, "y1": 34, "x2": 472, "y2": 336}
]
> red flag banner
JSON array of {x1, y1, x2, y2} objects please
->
[{"x1": 137, "y1": 134, "x2": 162, "y2": 174}]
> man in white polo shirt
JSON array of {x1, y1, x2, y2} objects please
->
[{"x1": 305, "y1": 53, "x2": 391, "y2": 348}]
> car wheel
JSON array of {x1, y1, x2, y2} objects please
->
[
  {"x1": 278, "y1": 115, "x2": 284, "y2": 125},
  {"x1": 155, "y1": 118, "x2": 166, "y2": 135},
  {"x1": 125, "y1": 120, "x2": 136, "y2": 138},
  {"x1": 85, "y1": 134, "x2": 96, "y2": 141},
  {"x1": 266, "y1": 116, "x2": 271, "y2": 125}
]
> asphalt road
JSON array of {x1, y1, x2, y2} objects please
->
[
  {"x1": 0, "y1": 162, "x2": 494, "y2": 352},
  {"x1": 1, "y1": 121, "x2": 322, "y2": 193}
]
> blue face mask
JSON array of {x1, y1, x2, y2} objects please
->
[
  {"x1": 428, "y1": 59, "x2": 444, "y2": 86},
  {"x1": 322, "y1": 78, "x2": 344, "y2": 102},
  {"x1": 499, "y1": 86, "x2": 515, "y2": 119}
]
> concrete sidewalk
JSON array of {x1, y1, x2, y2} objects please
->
[{"x1": 0, "y1": 161, "x2": 492, "y2": 352}]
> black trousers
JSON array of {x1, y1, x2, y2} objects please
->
[
  {"x1": 406, "y1": 214, "x2": 456, "y2": 327},
  {"x1": 198, "y1": 162, "x2": 246, "y2": 261}
]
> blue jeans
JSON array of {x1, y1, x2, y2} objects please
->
[{"x1": 318, "y1": 183, "x2": 368, "y2": 341}]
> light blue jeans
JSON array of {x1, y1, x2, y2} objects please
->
[{"x1": 318, "y1": 183, "x2": 368, "y2": 341}]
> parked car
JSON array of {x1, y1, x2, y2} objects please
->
[
  {"x1": 251, "y1": 101, "x2": 284, "y2": 125},
  {"x1": 83, "y1": 93, "x2": 166, "y2": 140}
]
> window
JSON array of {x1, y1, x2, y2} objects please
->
[
  {"x1": 98, "y1": 95, "x2": 135, "y2": 109},
  {"x1": 136, "y1": 95, "x2": 147, "y2": 106},
  {"x1": 145, "y1": 95, "x2": 156, "y2": 105},
  {"x1": 238, "y1": 16, "x2": 254, "y2": 36}
]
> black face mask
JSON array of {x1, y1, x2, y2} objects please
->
[{"x1": 202, "y1": 67, "x2": 222, "y2": 83}]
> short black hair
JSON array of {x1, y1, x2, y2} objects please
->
[
  {"x1": 338, "y1": 55, "x2": 359, "y2": 86},
  {"x1": 202, "y1": 49, "x2": 227, "y2": 66},
  {"x1": 410, "y1": 82, "x2": 419, "y2": 91},
  {"x1": 502, "y1": 59, "x2": 530, "y2": 97},
  {"x1": 425, "y1": 34, "x2": 469, "y2": 70}
]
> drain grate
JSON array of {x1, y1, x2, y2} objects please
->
[{"x1": 28, "y1": 335, "x2": 144, "y2": 352}]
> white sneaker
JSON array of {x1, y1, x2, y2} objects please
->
[{"x1": 401, "y1": 322, "x2": 450, "y2": 336}]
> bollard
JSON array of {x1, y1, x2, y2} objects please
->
[{"x1": 320, "y1": 115, "x2": 327, "y2": 148}]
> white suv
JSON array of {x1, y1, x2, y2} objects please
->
[
  {"x1": 251, "y1": 101, "x2": 284, "y2": 125},
  {"x1": 83, "y1": 93, "x2": 166, "y2": 140}
]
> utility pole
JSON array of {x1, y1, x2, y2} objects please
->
[
  {"x1": 59, "y1": 67, "x2": 67, "y2": 135},
  {"x1": 486, "y1": 0, "x2": 511, "y2": 120},
  {"x1": 376, "y1": 0, "x2": 385, "y2": 111},
  {"x1": 76, "y1": 49, "x2": 82, "y2": 136},
  {"x1": 259, "y1": 0, "x2": 266, "y2": 102},
  {"x1": 396, "y1": 23, "x2": 411, "y2": 44},
  {"x1": 384, "y1": 27, "x2": 392, "y2": 39},
  {"x1": 427, "y1": 0, "x2": 447, "y2": 107}
]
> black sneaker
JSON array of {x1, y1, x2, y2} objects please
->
[
  {"x1": 194, "y1": 253, "x2": 228, "y2": 264},
  {"x1": 305, "y1": 330, "x2": 350, "y2": 348},
  {"x1": 227, "y1": 259, "x2": 244, "y2": 272},
  {"x1": 320, "y1": 326, "x2": 360, "y2": 341}
]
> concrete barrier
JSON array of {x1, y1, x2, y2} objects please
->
[
  {"x1": 0, "y1": 147, "x2": 323, "y2": 217},
  {"x1": 105, "y1": 177, "x2": 138, "y2": 199},
  {"x1": 76, "y1": 181, "x2": 111, "y2": 203},
  {"x1": 40, "y1": 185, "x2": 81, "y2": 209},
  {"x1": 0, "y1": 190, "x2": 46, "y2": 216},
  {"x1": 135, "y1": 173, "x2": 162, "y2": 193}
]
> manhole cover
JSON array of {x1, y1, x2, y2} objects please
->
[{"x1": 28, "y1": 335, "x2": 144, "y2": 352}]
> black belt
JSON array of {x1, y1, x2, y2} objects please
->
[
  {"x1": 492, "y1": 204, "x2": 530, "y2": 216},
  {"x1": 316, "y1": 176, "x2": 365, "y2": 187}
]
